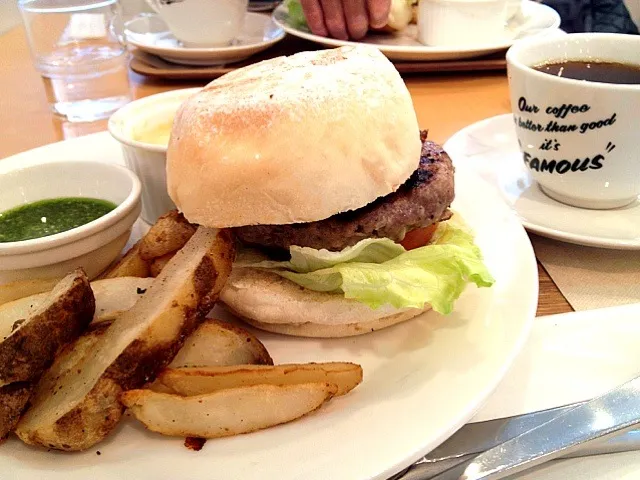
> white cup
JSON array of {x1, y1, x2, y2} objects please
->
[
  {"x1": 418, "y1": 0, "x2": 507, "y2": 46},
  {"x1": 505, "y1": 0, "x2": 523, "y2": 20},
  {"x1": 108, "y1": 88, "x2": 202, "y2": 224},
  {"x1": 145, "y1": 0, "x2": 248, "y2": 47},
  {"x1": 507, "y1": 33, "x2": 640, "y2": 209}
]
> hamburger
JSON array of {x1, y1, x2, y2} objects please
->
[{"x1": 166, "y1": 46, "x2": 493, "y2": 338}]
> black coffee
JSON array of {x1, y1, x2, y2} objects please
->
[{"x1": 533, "y1": 60, "x2": 640, "y2": 85}]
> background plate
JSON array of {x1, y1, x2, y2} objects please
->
[
  {"x1": 0, "y1": 133, "x2": 537, "y2": 480},
  {"x1": 272, "y1": 0, "x2": 560, "y2": 61},
  {"x1": 128, "y1": 45, "x2": 508, "y2": 80}
]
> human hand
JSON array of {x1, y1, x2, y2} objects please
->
[{"x1": 300, "y1": 0, "x2": 392, "y2": 40}]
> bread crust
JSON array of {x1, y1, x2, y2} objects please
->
[
  {"x1": 167, "y1": 46, "x2": 421, "y2": 228},
  {"x1": 232, "y1": 310, "x2": 427, "y2": 338},
  {"x1": 220, "y1": 268, "x2": 429, "y2": 338}
]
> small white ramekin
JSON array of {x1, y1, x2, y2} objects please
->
[
  {"x1": 0, "y1": 161, "x2": 141, "y2": 284},
  {"x1": 108, "y1": 88, "x2": 201, "y2": 224},
  {"x1": 418, "y1": 0, "x2": 508, "y2": 46}
]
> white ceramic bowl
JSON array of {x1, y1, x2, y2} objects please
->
[
  {"x1": 418, "y1": 0, "x2": 508, "y2": 46},
  {"x1": 0, "y1": 161, "x2": 141, "y2": 284},
  {"x1": 108, "y1": 88, "x2": 200, "y2": 224}
]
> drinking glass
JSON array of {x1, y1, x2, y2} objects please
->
[{"x1": 18, "y1": 0, "x2": 131, "y2": 122}]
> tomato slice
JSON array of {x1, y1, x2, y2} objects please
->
[{"x1": 399, "y1": 224, "x2": 438, "y2": 250}]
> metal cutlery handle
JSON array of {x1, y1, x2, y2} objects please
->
[
  {"x1": 388, "y1": 402, "x2": 585, "y2": 480},
  {"x1": 390, "y1": 429, "x2": 640, "y2": 480},
  {"x1": 459, "y1": 374, "x2": 640, "y2": 480}
]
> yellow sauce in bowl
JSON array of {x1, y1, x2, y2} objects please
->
[{"x1": 132, "y1": 118, "x2": 175, "y2": 147}]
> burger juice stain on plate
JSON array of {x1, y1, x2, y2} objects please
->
[
  {"x1": 0, "y1": 134, "x2": 537, "y2": 480},
  {"x1": 444, "y1": 114, "x2": 640, "y2": 249}
]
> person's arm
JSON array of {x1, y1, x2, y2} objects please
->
[
  {"x1": 541, "y1": 0, "x2": 638, "y2": 34},
  {"x1": 541, "y1": 0, "x2": 588, "y2": 33},
  {"x1": 589, "y1": 0, "x2": 639, "y2": 34},
  {"x1": 300, "y1": 0, "x2": 391, "y2": 40}
]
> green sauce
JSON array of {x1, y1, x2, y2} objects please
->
[{"x1": 0, "y1": 197, "x2": 117, "y2": 243}]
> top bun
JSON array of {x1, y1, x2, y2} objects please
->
[{"x1": 166, "y1": 45, "x2": 421, "y2": 228}]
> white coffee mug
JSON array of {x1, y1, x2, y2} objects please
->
[
  {"x1": 507, "y1": 33, "x2": 640, "y2": 209},
  {"x1": 146, "y1": 0, "x2": 248, "y2": 47}
]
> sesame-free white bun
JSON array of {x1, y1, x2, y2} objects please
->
[
  {"x1": 220, "y1": 268, "x2": 429, "y2": 338},
  {"x1": 166, "y1": 45, "x2": 421, "y2": 228}
]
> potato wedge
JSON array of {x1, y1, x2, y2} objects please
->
[
  {"x1": 91, "y1": 277, "x2": 154, "y2": 322},
  {"x1": 0, "y1": 293, "x2": 49, "y2": 340},
  {"x1": 160, "y1": 362, "x2": 362, "y2": 397},
  {"x1": 35, "y1": 322, "x2": 109, "y2": 400},
  {"x1": 0, "y1": 383, "x2": 32, "y2": 440},
  {"x1": 168, "y1": 319, "x2": 273, "y2": 368},
  {"x1": 0, "y1": 277, "x2": 153, "y2": 338},
  {"x1": 0, "y1": 277, "x2": 61, "y2": 307},
  {"x1": 0, "y1": 270, "x2": 95, "y2": 439},
  {"x1": 0, "y1": 269, "x2": 95, "y2": 387},
  {"x1": 101, "y1": 211, "x2": 196, "y2": 278},
  {"x1": 139, "y1": 210, "x2": 196, "y2": 261},
  {"x1": 100, "y1": 241, "x2": 150, "y2": 279},
  {"x1": 121, "y1": 383, "x2": 337, "y2": 439},
  {"x1": 149, "y1": 252, "x2": 175, "y2": 277},
  {"x1": 16, "y1": 227, "x2": 235, "y2": 451},
  {"x1": 8, "y1": 322, "x2": 115, "y2": 444}
]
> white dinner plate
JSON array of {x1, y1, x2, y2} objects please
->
[
  {"x1": 272, "y1": 0, "x2": 560, "y2": 61},
  {"x1": 444, "y1": 114, "x2": 640, "y2": 250},
  {"x1": 474, "y1": 303, "x2": 640, "y2": 423},
  {"x1": 124, "y1": 12, "x2": 285, "y2": 66},
  {"x1": 472, "y1": 304, "x2": 640, "y2": 479},
  {"x1": 0, "y1": 133, "x2": 538, "y2": 480}
]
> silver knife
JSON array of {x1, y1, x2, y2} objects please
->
[
  {"x1": 390, "y1": 402, "x2": 640, "y2": 480},
  {"x1": 392, "y1": 433, "x2": 640, "y2": 480},
  {"x1": 453, "y1": 373, "x2": 640, "y2": 480}
]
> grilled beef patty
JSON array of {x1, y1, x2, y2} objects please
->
[{"x1": 233, "y1": 134, "x2": 454, "y2": 251}]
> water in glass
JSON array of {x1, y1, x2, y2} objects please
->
[{"x1": 19, "y1": 0, "x2": 131, "y2": 122}]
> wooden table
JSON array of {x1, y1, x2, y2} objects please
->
[{"x1": 0, "y1": 25, "x2": 571, "y2": 317}]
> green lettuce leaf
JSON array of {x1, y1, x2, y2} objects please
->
[
  {"x1": 284, "y1": 0, "x2": 308, "y2": 29},
  {"x1": 238, "y1": 220, "x2": 495, "y2": 314}
]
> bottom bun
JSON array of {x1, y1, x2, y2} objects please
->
[
  {"x1": 227, "y1": 308, "x2": 427, "y2": 338},
  {"x1": 219, "y1": 268, "x2": 430, "y2": 338}
]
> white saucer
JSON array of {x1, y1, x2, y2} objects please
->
[
  {"x1": 444, "y1": 114, "x2": 640, "y2": 250},
  {"x1": 124, "y1": 12, "x2": 285, "y2": 66},
  {"x1": 272, "y1": 0, "x2": 560, "y2": 62}
]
